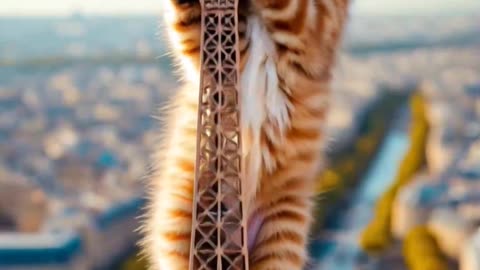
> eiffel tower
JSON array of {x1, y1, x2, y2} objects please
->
[{"x1": 189, "y1": 0, "x2": 249, "y2": 269}]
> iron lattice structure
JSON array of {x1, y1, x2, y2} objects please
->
[{"x1": 189, "y1": 0, "x2": 249, "y2": 269}]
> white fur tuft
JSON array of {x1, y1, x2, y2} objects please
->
[{"x1": 240, "y1": 16, "x2": 290, "y2": 201}]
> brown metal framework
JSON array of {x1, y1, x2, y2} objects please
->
[{"x1": 189, "y1": 0, "x2": 249, "y2": 269}]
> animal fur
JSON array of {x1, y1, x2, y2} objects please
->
[{"x1": 141, "y1": 0, "x2": 350, "y2": 269}]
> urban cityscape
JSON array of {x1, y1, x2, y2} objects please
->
[{"x1": 0, "y1": 5, "x2": 479, "y2": 270}]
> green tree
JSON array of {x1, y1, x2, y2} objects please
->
[{"x1": 403, "y1": 226, "x2": 448, "y2": 270}]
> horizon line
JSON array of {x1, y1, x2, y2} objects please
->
[
  {"x1": 1, "y1": 11, "x2": 478, "y2": 18},
  {"x1": 1, "y1": 13, "x2": 477, "y2": 19},
  {"x1": 0, "y1": 11, "x2": 160, "y2": 18}
]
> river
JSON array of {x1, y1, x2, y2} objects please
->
[{"x1": 309, "y1": 108, "x2": 410, "y2": 270}]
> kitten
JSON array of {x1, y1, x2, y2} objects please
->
[{"x1": 141, "y1": 0, "x2": 350, "y2": 269}]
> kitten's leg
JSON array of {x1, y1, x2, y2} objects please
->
[
  {"x1": 143, "y1": 91, "x2": 198, "y2": 270},
  {"x1": 248, "y1": 108, "x2": 329, "y2": 269},
  {"x1": 249, "y1": 176, "x2": 315, "y2": 270},
  {"x1": 252, "y1": 0, "x2": 349, "y2": 81},
  {"x1": 163, "y1": 0, "x2": 202, "y2": 64},
  {"x1": 163, "y1": 0, "x2": 251, "y2": 72}
]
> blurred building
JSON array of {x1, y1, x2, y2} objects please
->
[
  {"x1": 461, "y1": 229, "x2": 480, "y2": 270},
  {"x1": 391, "y1": 176, "x2": 443, "y2": 239},
  {"x1": 429, "y1": 207, "x2": 476, "y2": 259},
  {"x1": 0, "y1": 169, "x2": 48, "y2": 233}
]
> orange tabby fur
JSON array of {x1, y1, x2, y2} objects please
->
[{"x1": 141, "y1": 0, "x2": 350, "y2": 269}]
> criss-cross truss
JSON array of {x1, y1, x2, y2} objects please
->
[{"x1": 189, "y1": 0, "x2": 249, "y2": 269}]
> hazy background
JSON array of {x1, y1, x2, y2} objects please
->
[
  {"x1": 1, "y1": 1, "x2": 479, "y2": 270},
  {"x1": 1, "y1": 0, "x2": 480, "y2": 15}
]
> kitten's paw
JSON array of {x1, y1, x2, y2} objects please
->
[{"x1": 173, "y1": 0, "x2": 198, "y2": 7}]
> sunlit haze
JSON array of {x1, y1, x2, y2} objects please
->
[{"x1": 1, "y1": 0, "x2": 479, "y2": 16}]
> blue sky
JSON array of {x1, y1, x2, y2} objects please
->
[{"x1": 0, "y1": 0, "x2": 479, "y2": 16}]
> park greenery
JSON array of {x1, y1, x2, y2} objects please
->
[
  {"x1": 121, "y1": 255, "x2": 148, "y2": 270},
  {"x1": 403, "y1": 226, "x2": 449, "y2": 270},
  {"x1": 359, "y1": 92, "x2": 430, "y2": 253},
  {"x1": 312, "y1": 91, "x2": 406, "y2": 231}
]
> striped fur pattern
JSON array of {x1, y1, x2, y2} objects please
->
[{"x1": 142, "y1": 0, "x2": 350, "y2": 269}]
